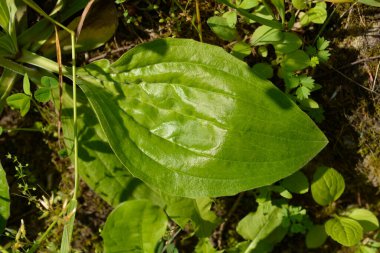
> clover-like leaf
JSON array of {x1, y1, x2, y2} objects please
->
[
  {"x1": 102, "y1": 200, "x2": 168, "y2": 253},
  {"x1": 325, "y1": 216, "x2": 363, "y2": 247},
  {"x1": 311, "y1": 167, "x2": 345, "y2": 206},
  {"x1": 77, "y1": 38, "x2": 327, "y2": 198},
  {"x1": 6, "y1": 93, "x2": 31, "y2": 116}
]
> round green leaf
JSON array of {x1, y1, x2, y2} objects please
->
[
  {"x1": 23, "y1": 73, "x2": 31, "y2": 95},
  {"x1": 348, "y1": 208, "x2": 379, "y2": 233},
  {"x1": 41, "y1": 76, "x2": 59, "y2": 89},
  {"x1": 238, "y1": 0, "x2": 259, "y2": 9},
  {"x1": 281, "y1": 50, "x2": 311, "y2": 72},
  {"x1": 280, "y1": 171, "x2": 309, "y2": 194},
  {"x1": 207, "y1": 16, "x2": 238, "y2": 41},
  {"x1": 306, "y1": 224, "x2": 327, "y2": 249},
  {"x1": 0, "y1": 162, "x2": 10, "y2": 234},
  {"x1": 6, "y1": 93, "x2": 31, "y2": 116},
  {"x1": 325, "y1": 217, "x2": 363, "y2": 247},
  {"x1": 78, "y1": 39, "x2": 328, "y2": 198},
  {"x1": 311, "y1": 167, "x2": 345, "y2": 206},
  {"x1": 250, "y1": 25, "x2": 283, "y2": 46},
  {"x1": 34, "y1": 87, "x2": 52, "y2": 103},
  {"x1": 231, "y1": 41, "x2": 251, "y2": 60},
  {"x1": 222, "y1": 11, "x2": 237, "y2": 28},
  {"x1": 274, "y1": 32, "x2": 302, "y2": 54},
  {"x1": 292, "y1": 0, "x2": 307, "y2": 10},
  {"x1": 102, "y1": 200, "x2": 168, "y2": 253},
  {"x1": 301, "y1": 7, "x2": 327, "y2": 26},
  {"x1": 252, "y1": 63, "x2": 274, "y2": 79}
]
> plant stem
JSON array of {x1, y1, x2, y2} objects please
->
[
  {"x1": 195, "y1": 0, "x2": 203, "y2": 42},
  {"x1": 2, "y1": 128, "x2": 43, "y2": 133},
  {"x1": 26, "y1": 219, "x2": 58, "y2": 253}
]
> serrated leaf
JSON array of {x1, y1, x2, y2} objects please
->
[
  {"x1": 231, "y1": 41, "x2": 251, "y2": 59},
  {"x1": 325, "y1": 216, "x2": 363, "y2": 247},
  {"x1": 306, "y1": 224, "x2": 327, "y2": 248},
  {"x1": 296, "y1": 86, "x2": 311, "y2": 100},
  {"x1": 236, "y1": 204, "x2": 284, "y2": 250},
  {"x1": 77, "y1": 38, "x2": 327, "y2": 198},
  {"x1": 0, "y1": 161, "x2": 10, "y2": 234},
  {"x1": 316, "y1": 37, "x2": 330, "y2": 51},
  {"x1": 102, "y1": 200, "x2": 168, "y2": 253},
  {"x1": 281, "y1": 171, "x2": 309, "y2": 194},
  {"x1": 41, "y1": 76, "x2": 59, "y2": 89},
  {"x1": 292, "y1": 0, "x2": 307, "y2": 10},
  {"x1": 348, "y1": 209, "x2": 379, "y2": 233},
  {"x1": 317, "y1": 50, "x2": 331, "y2": 63},
  {"x1": 311, "y1": 167, "x2": 345, "y2": 206},
  {"x1": 250, "y1": 25, "x2": 283, "y2": 46},
  {"x1": 6, "y1": 93, "x2": 31, "y2": 116},
  {"x1": 164, "y1": 197, "x2": 219, "y2": 237},
  {"x1": 57, "y1": 84, "x2": 163, "y2": 207},
  {"x1": 252, "y1": 63, "x2": 274, "y2": 79},
  {"x1": 273, "y1": 32, "x2": 302, "y2": 54},
  {"x1": 281, "y1": 50, "x2": 310, "y2": 71},
  {"x1": 23, "y1": 73, "x2": 31, "y2": 95},
  {"x1": 300, "y1": 6, "x2": 327, "y2": 26},
  {"x1": 207, "y1": 16, "x2": 238, "y2": 41},
  {"x1": 34, "y1": 87, "x2": 52, "y2": 103},
  {"x1": 299, "y1": 76, "x2": 315, "y2": 89}
]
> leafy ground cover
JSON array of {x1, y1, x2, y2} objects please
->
[{"x1": 0, "y1": 0, "x2": 379, "y2": 252}]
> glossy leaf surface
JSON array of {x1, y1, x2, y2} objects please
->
[
  {"x1": 0, "y1": 161, "x2": 10, "y2": 234},
  {"x1": 102, "y1": 200, "x2": 168, "y2": 253},
  {"x1": 59, "y1": 85, "x2": 162, "y2": 207},
  {"x1": 78, "y1": 38, "x2": 327, "y2": 198}
]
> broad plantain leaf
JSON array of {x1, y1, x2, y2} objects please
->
[
  {"x1": 0, "y1": 161, "x2": 10, "y2": 234},
  {"x1": 77, "y1": 38, "x2": 327, "y2": 198},
  {"x1": 58, "y1": 85, "x2": 163, "y2": 207},
  {"x1": 102, "y1": 200, "x2": 168, "y2": 253}
]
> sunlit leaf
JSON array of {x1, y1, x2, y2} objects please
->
[
  {"x1": 325, "y1": 216, "x2": 363, "y2": 247},
  {"x1": 0, "y1": 161, "x2": 10, "y2": 234}
]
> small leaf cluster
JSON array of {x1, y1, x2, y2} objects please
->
[
  {"x1": 308, "y1": 167, "x2": 380, "y2": 250},
  {"x1": 208, "y1": 0, "x2": 331, "y2": 122},
  {"x1": 6, "y1": 75, "x2": 58, "y2": 117}
]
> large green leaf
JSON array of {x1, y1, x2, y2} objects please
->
[
  {"x1": 311, "y1": 167, "x2": 345, "y2": 206},
  {"x1": 0, "y1": 161, "x2": 10, "y2": 234},
  {"x1": 77, "y1": 38, "x2": 327, "y2": 198},
  {"x1": 102, "y1": 200, "x2": 168, "y2": 253},
  {"x1": 59, "y1": 85, "x2": 163, "y2": 207},
  {"x1": 325, "y1": 216, "x2": 363, "y2": 247}
]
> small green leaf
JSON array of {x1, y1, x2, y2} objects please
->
[
  {"x1": 299, "y1": 76, "x2": 315, "y2": 89},
  {"x1": 258, "y1": 46, "x2": 268, "y2": 57},
  {"x1": 306, "y1": 225, "x2": 327, "y2": 249},
  {"x1": 316, "y1": 37, "x2": 330, "y2": 51},
  {"x1": 296, "y1": 86, "x2": 311, "y2": 100},
  {"x1": 41, "y1": 76, "x2": 59, "y2": 89},
  {"x1": 292, "y1": 0, "x2": 307, "y2": 10},
  {"x1": 358, "y1": 0, "x2": 380, "y2": 6},
  {"x1": 281, "y1": 171, "x2": 309, "y2": 194},
  {"x1": 252, "y1": 63, "x2": 274, "y2": 79},
  {"x1": 236, "y1": 204, "x2": 284, "y2": 248},
  {"x1": 281, "y1": 50, "x2": 310, "y2": 71},
  {"x1": 250, "y1": 25, "x2": 283, "y2": 46},
  {"x1": 0, "y1": 126, "x2": 3, "y2": 136},
  {"x1": 0, "y1": 161, "x2": 10, "y2": 234},
  {"x1": 325, "y1": 216, "x2": 363, "y2": 247},
  {"x1": 274, "y1": 32, "x2": 302, "y2": 54},
  {"x1": 223, "y1": 11, "x2": 237, "y2": 27},
  {"x1": 231, "y1": 41, "x2": 251, "y2": 59},
  {"x1": 347, "y1": 208, "x2": 379, "y2": 233},
  {"x1": 238, "y1": 0, "x2": 259, "y2": 9},
  {"x1": 23, "y1": 73, "x2": 31, "y2": 95},
  {"x1": 195, "y1": 238, "x2": 221, "y2": 253},
  {"x1": 102, "y1": 200, "x2": 168, "y2": 253},
  {"x1": 311, "y1": 167, "x2": 345, "y2": 206},
  {"x1": 207, "y1": 16, "x2": 238, "y2": 41},
  {"x1": 301, "y1": 6, "x2": 327, "y2": 26},
  {"x1": 270, "y1": 0, "x2": 285, "y2": 22},
  {"x1": 300, "y1": 98, "x2": 319, "y2": 109},
  {"x1": 34, "y1": 87, "x2": 52, "y2": 103},
  {"x1": 6, "y1": 93, "x2": 31, "y2": 116},
  {"x1": 317, "y1": 50, "x2": 331, "y2": 63}
]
